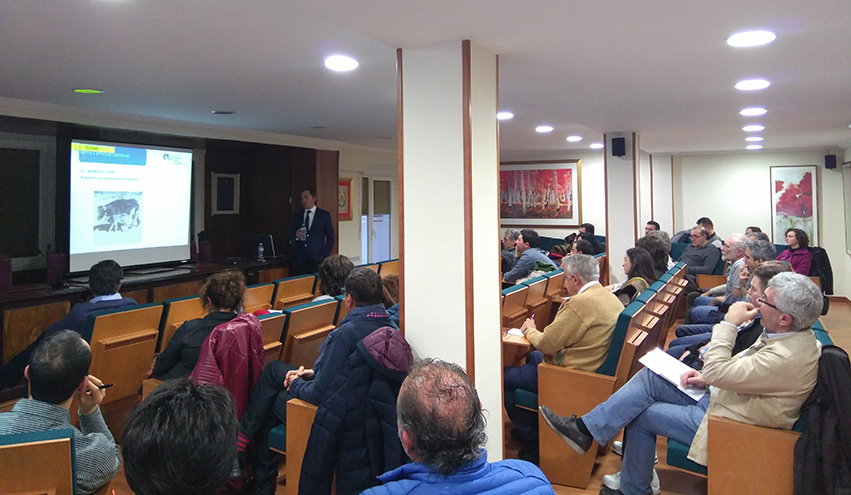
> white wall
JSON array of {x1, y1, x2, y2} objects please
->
[
  {"x1": 650, "y1": 154, "x2": 674, "y2": 233},
  {"x1": 638, "y1": 150, "x2": 652, "y2": 231},
  {"x1": 674, "y1": 149, "x2": 848, "y2": 296},
  {"x1": 498, "y1": 150, "x2": 605, "y2": 240}
]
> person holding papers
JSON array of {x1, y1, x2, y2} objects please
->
[{"x1": 539, "y1": 272, "x2": 822, "y2": 495}]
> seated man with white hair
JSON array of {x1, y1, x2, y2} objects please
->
[
  {"x1": 540, "y1": 272, "x2": 822, "y2": 495},
  {"x1": 687, "y1": 232, "x2": 749, "y2": 324}
]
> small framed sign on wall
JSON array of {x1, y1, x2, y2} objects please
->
[
  {"x1": 211, "y1": 172, "x2": 240, "y2": 215},
  {"x1": 338, "y1": 178, "x2": 353, "y2": 221}
]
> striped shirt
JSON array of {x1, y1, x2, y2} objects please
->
[{"x1": 0, "y1": 399, "x2": 121, "y2": 494}]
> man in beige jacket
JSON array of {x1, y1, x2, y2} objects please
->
[
  {"x1": 504, "y1": 254, "x2": 623, "y2": 459},
  {"x1": 539, "y1": 272, "x2": 822, "y2": 495}
]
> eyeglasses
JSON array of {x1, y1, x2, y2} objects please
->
[{"x1": 756, "y1": 295, "x2": 777, "y2": 310}]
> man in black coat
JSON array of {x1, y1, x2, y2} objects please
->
[{"x1": 289, "y1": 188, "x2": 335, "y2": 276}]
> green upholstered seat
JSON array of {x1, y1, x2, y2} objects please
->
[
  {"x1": 502, "y1": 284, "x2": 526, "y2": 296},
  {"x1": 268, "y1": 424, "x2": 287, "y2": 452},
  {"x1": 669, "y1": 243, "x2": 689, "y2": 262},
  {"x1": 666, "y1": 438, "x2": 707, "y2": 475}
]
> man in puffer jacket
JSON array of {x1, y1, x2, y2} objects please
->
[
  {"x1": 362, "y1": 359, "x2": 555, "y2": 495},
  {"x1": 300, "y1": 326, "x2": 412, "y2": 495}
]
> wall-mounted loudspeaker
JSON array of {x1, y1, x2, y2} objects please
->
[
  {"x1": 825, "y1": 154, "x2": 837, "y2": 169},
  {"x1": 611, "y1": 137, "x2": 626, "y2": 157}
]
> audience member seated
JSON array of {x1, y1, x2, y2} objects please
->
[
  {"x1": 607, "y1": 247, "x2": 657, "y2": 306},
  {"x1": 778, "y1": 227, "x2": 814, "y2": 275},
  {"x1": 540, "y1": 271, "x2": 822, "y2": 495},
  {"x1": 122, "y1": 379, "x2": 238, "y2": 495},
  {"x1": 687, "y1": 233, "x2": 748, "y2": 324},
  {"x1": 578, "y1": 223, "x2": 605, "y2": 254},
  {"x1": 0, "y1": 330, "x2": 120, "y2": 494},
  {"x1": 679, "y1": 226, "x2": 721, "y2": 286},
  {"x1": 745, "y1": 225, "x2": 762, "y2": 235},
  {"x1": 362, "y1": 359, "x2": 555, "y2": 495},
  {"x1": 299, "y1": 327, "x2": 413, "y2": 494},
  {"x1": 644, "y1": 220, "x2": 661, "y2": 236},
  {"x1": 0, "y1": 260, "x2": 136, "y2": 389},
  {"x1": 549, "y1": 232, "x2": 577, "y2": 259},
  {"x1": 571, "y1": 238, "x2": 595, "y2": 256},
  {"x1": 382, "y1": 273, "x2": 400, "y2": 308},
  {"x1": 748, "y1": 231, "x2": 771, "y2": 242},
  {"x1": 667, "y1": 261, "x2": 792, "y2": 362},
  {"x1": 503, "y1": 229, "x2": 558, "y2": 283},
  {"x1": 676, "y1": 239, "x2": 777, "y2": 338},
  {"x1": 236, "y1": 268, "x2": 396, "y2": 494},
  {"x1": 312, "y1": 254, "x2": 354, "y2": 303},
  {"x1": 647, "y1": 230, "x2": 675, "y2": 269},
  {"x1": 635, "y1": 234, "x2": 671, "y2": 279},
  {"x1": 504, "y1": 254, "x2": 623, "y2": 462},
  {"x1": 671, "y1": 217, "x2": 722, "y2": 248},
  {"x1": 501, "y1": 228, "x2": 520, "y2": 273},
  {"x1": 151, "y1": 271, "x2": 245, "y2": 380}
]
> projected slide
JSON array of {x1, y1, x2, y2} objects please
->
[{"x1": 69, "y1": 141, "x2": 193, "y2": 272}]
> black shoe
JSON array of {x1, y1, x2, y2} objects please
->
[
  {"x1": 229, "y1": 451, "x2": 244, "y2": 479},
  {"x1": 599, "y1": 486, "x2": 624, "y2": 495},
  {"x1": 539, "y1": 405, "x2": 593, "y2": 455},
  {"x1": 517, "y1": 447, "x2": 540, "y2": 465}
]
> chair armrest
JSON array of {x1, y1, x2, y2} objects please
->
[
  {"x1": 695, "y1": 274, "x2": 726, "y2": 290},
  {"x1": 286, "y1": 399, "x2": 318, "y2": 495},
  {"x1": 707, "y1": 415, "x2": 799, "y2": 495}
]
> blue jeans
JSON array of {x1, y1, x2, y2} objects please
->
[
  {"x1": 675, "y1": 323, "x2": 714, "y2": 338},
  {"x1": 582, "y1": 368, "x2": 710, "y2": 495},
  {"x1": 504, "y1": 351, "x2": 544, "y2": 443}
]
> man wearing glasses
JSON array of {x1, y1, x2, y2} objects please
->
[
  {"x1": 538, "y1": 272, "x2": 822, "y2": 495},
  {"x1": 679, "y1": 226, "x2": 721, "y2": 288}
]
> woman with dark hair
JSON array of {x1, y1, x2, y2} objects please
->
[
  {"x1": 313, "y1": 255, "x2": 354, "y2": 302},
  {"x1": 382, "y1": 273, "x2": 400, "y2": 309},
  {"x1": 777, "y1": 228, "x2": 813, "y2": 275},
  {"x1": 745, "y1": 226, "x2": 762, "y2": 235},
  {"x1": 152, "y1": 271, "x2": 246, "y2": 380},
  {"x1": 608, "y1": 247, "x2": 657, "y2": 306}
]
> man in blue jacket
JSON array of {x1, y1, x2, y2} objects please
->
[
  {"x1": 362, "y1": 358, "x2": 555, "y2": 495},
  {"x1": 503, "y1": 228, "x2": 558, "y2": 283},
  {"x1": 237, "y1": 268, "x2": 396, "y2": 494},
  {"x1": 0, "y1": 259, "x2": 136, "y2": 388},
  {"x1": 289, "y1": 188, "x2": 335, "y2": 276}
]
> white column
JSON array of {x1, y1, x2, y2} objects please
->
[{"x1": 604, "y1": 132, "x2": 639, "y2": 285}]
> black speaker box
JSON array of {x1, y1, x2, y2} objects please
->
[
  {"x1": 612, "y1": 137, "x2": 626, "y2": 157},
  {"x1": 825, "y1": 154, "x2": 837, "y2": 169}
]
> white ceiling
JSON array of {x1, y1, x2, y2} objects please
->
[{"x1": 1, "y1": 0, "x2": 850, "y2": 155}]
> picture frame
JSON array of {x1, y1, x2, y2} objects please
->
[
  {"x1": 211, "y1": 172, "x2": 240, "y2": 215},
  {"x1": 338, "y1": 178, "x2": 353, "y2": 221},
  {"x1": 499, "y1": 160, "x2": 582, "y2": 226},
  {"x1": 770, "y1": 165, "x2": 817, "y2": 245}
]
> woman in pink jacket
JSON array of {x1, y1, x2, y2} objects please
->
[{"x1": 777, "y1": 228, "x2": 813, "y2": 275}]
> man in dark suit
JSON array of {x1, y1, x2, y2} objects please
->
[{"x1": 289, "y1": 188, "x2": 335, "y2": 275}]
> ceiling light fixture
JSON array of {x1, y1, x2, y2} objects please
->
[
  {"x1": 590, "y1": 143, "x2": 604, "y2": 149},
  {"x1": 740, "y1": 107, "x2": 767, "y2": 116},
  {"x1": 746, "y1": 144, "x2": 763, "y2": 150},
  {"x1": 735, "y1": 78, "x2": 771, "y2": 91},
  {"x1": 745, "y1": 136, "x2": 764, "y2": 142},
  {"x1": 566, "y1": 135, "x2": 583, "y2": 142},
  {"x1": 743, "y1": 124, "x2": 765, "y2": 132},
  {"x1": 211, "y1": 110, "x2": 235, "y2": 115},
  {"x1": 74, "y1": 88, "x2": 104, "y2": 94},
  {"x1": 727, "y1": 30, "x2": 776, "y2": 47},
  {"x1": 324, "y1": 55, "x2": 359, "y2": 72},
  {"x1": 536, "y1": 125, "x2": 554, "y2": 133},
  {"x1": 497, "y1": 111, "x2": 514, "y2": 120}
]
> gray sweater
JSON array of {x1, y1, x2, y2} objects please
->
[{"x1": 680, "y1": 244, "x2": 721, "y2": 278}]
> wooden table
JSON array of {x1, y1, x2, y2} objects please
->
[{"x1": 502, "y1": 332, "x2": 532, "y2": 367}]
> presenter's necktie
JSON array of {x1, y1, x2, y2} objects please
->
[{"x1": 304, "y1": 210, "x2": 311, "y2": 231}]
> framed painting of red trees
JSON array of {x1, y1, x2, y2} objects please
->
[
  {"x1": 499, "y1": 160, "x2": 581, "y2": 226},
  {"x1": 770, "y1": 165, "x2": 817, "y2": 245}
]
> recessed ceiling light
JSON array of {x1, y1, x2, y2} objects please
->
[
  {"x1": 535, "y1": 125, "x2": 554, "y2": 133},
  {"x1": 740, "y1": 107, "x2": 767, "y2": 116},
  {"x1": 743, "y1": 124, "x2": 765, "y2": 132},
  {"x1": 324, "y1": 55, "x2": 359, "y2": 72},
  {"x1": 74, "y1": 88, "x2": 104, "y2": 94},
  {"x1": 497, "y1": 111, "x2": 514, "y2": 120},
  {"x1": 211, "y1": 110, "x2": 235, "y2": 115},
  {"x1": 727, "y1": 30, "x2": 776, "y2": 47},
  {"x1": 746, "y1": 144, "x2": 763, "y2": 150},
  {"x1": 589, "y1": 143, "x2": 604, "y2": 149},
  {"x1": 745, "y1": 136, "x2": 764, "y2": 142},
  {"x1": 566, "y1": 135, "x2": 583, "y2": 142},
  {"x1": 735, "y1": 79, "x2": 771, "y2": 91}
]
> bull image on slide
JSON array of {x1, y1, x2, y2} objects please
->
[{"x1": 96, "y1": 198, "x2": 140, "y2": 232}]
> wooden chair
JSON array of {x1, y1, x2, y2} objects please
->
[
  {"x1": 521, "y1": 276, "x2": 550, "y2": 324},
  {"x1": 280, "y1": 300, "x2": 339, "y2": 369},
  {"x1": 0, "y1": 428, "x2": 75, "y2": 495},
  {"x1": 82, "y1": 303, "x2": 163, "y2": 405},
  {"x1": 358, "y1": 263, "x2": 380, "y2": 273},
  {"x1": 333, "y1": 294, "x2": 349, "y2": 324},
  {"x1": 2, "y1": 300, "x2": 69, "y2": 365},
  {"x1": 244, "y1": 283, "x2": 275, "y2": 313},
  {"x1": 594, "y1": 253, "x2": 609, "y2": 286},
  {"x1": 272, "y1": 275, "x2": 317, "y2": 310},
  {"x1": 695, "y1": 273, "x2": 727, "y2": 290},
  {"x1": 158, "y1": 295, "x2": 206, "y2": 352},
  {"x1": 379, "y1": 259, "x2": 400, "y2": 277},
  {"x1": 257, "y1": 311, "x2": 287, "y2": 365},
  {"x1": 501, "y1": 285, "x2": 528, "y2": 330}
]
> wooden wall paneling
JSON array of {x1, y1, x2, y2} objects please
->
[
  {"x1": 316, "y1": 150, "x2": 340, "y2": 256},
  {"x1": 258, "y1": 267, "x2": 288, "y2": 284},
  {"x1": 152, "y1": 281, "x2": 203, "y2": 303},
  {"x1": 120, "y1": 289, "x2": 149, "y2": 304}
]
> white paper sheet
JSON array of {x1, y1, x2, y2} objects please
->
[
  {"x1": 638, "y1": 348, "x2": 707, "y2": 402},
  {"x1": 506, "y1": 328, "x2": 524, "y2": 337}
]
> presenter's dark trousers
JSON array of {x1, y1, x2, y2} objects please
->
[
  {"x1": 240, "y1": 361, "x2": 298, "y2": 494},
  {"x1": 291, "y1": 242, "x2": 321, "y2": 276},
  {"x1": 503, "y1": 350, "x2": 544, "y2": 444}
]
